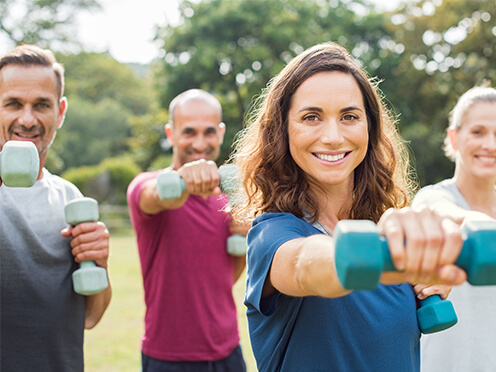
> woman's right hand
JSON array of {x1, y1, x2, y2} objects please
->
[{"x1": 377, "y1": 207, "x2": 467, "y2": 286}]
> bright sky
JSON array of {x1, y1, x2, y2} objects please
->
[{"x1": 77, "y1": 0, "x2": 184, "y2": 64}]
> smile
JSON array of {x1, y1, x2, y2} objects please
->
[
  {"x1": 15, "y1": 132, "x2": 39, "y2": 139},
  {"x1": 476, "y1": 155, "x2": 496, "y2": 165},
  {"x1": 314, "y1": 152, "x2": 347, "y2": 162}
]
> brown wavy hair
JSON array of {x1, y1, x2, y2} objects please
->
[{"x1": 232, "y1": 42, "x2": 414, "y2": 224}]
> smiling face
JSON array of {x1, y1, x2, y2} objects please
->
[
  {"x1": 166, "y1": 97, "x2": 225, "y2": 169},
  {"x1": 0, "y1": 65, "x2": 66, "y2": 168},
  {"x1": 287, "y1": 71, "x2": 369, "y2": 193},
  {"x1": 449, "y1": 101, "x2": 496, "y2": 180}
]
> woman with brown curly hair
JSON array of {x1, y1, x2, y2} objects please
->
[{"x1": 232, "y1": 43, "x2": 467, "y2": 371}]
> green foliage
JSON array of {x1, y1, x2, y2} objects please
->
[
  {"x1": 385, "y1": 0, "x2": 496, "y2": 185},
  {"x1": 0, "y1": 0, "x2": 100, "y2": 49},
  {"x1": 62, "y1": 155, "x2": 141, "y2": 205},
  {"x1": 60, "y1": 52, "x2": 152, "y2": 115},
  {"x1": 53, "y1": 96, "x2": 132, "y2": 169},
  {"x1": 47, "y1": 52, "x2": 154, "y2": 172},
  {"x1": 127, "y1": 109, "x2": 169, "y2": 171}
]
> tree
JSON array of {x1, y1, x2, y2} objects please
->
[
  {"x1": 153, "y1": 0, "x2": 398, "y2": 161},
  {"x1": 386, "y1": 0, "x2": 496, "y2": 185},
  {"x1": 47, "y1": 52, "x2": 154, "y2": 172},
  {"x1": 0, "y1": 0, "x2": 100, "y2": 50}
]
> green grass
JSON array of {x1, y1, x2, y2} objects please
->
[{"x1": 84, "y1": 230, "x2": 257, "y2": 371}]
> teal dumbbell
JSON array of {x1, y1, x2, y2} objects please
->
[
  {"x1": 334, "y1": 219, "x2": 496, "y2": 289},
  {"x1": 0, "y1": 141, "x2": 39, "y2": 187},
  {"x1": 64, "y1": 197, "x2": 109, "y2": 295},
  {"x1": 157, "y1": 164, "x2": 247, "y2": 256},
  {"x1": 333, "y1": 220, "x2": 460, "y2": 334}
]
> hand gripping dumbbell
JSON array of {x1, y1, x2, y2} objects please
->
[
  {"x1": 334, "y1": 219, "x2": 496, "y2": 333},
  {"x1": 64, "y1": 197, "x2": 109, "y2": 295},
  {"x1": 156, "y1": 164, "x2": 247, "y2": 256},
  {"x1": 333, "y1": 220, "x2": 461, "y2": 334},
  {"x1": 0, "y1": 140, "x2": 39, "y2": 187},
  {"x1": 334, "y1": 219, "x2": 496, "y2": 289}
]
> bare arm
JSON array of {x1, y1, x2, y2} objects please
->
[
  {"x1": 265, "y1": 235, "x2": 350, "y2": 299},
  {"x1": 140, "y1": 160, "x2": 221, "y2": 215},
  {"x1": 233, "y1": 255, "x2": 246, "y2": 283},
  {"x1": 264, "y1": 208, "x2": 467, "y2": 300}
]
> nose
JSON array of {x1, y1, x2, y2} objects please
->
[
  {"x1": 17, "y1": 106, "x2": 37, "y2": 128},
  {"x1": 192, "y1": 134, "x2": 208, "y2": 152},
  {"x1": 482, "y1": 132, "x2": 496, "y2": 151},
  {"x1": 320, "y1": 120, "x2": 344, "y2": 146}
]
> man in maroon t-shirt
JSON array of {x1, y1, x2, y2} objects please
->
[{"x1": 127, "y1": 89, "x2": 247, "y2": 372}]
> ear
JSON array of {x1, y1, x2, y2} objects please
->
[
  {"x1": 447, "y1": 128, "x2": 458, "y2": 151},
  {"x1": 165, "y1": 123, "x2": 174, "y2": 146},
  {"x1": 57, "y1": 97, "x2": 68, "y2": 129},
  {"x1": 218, "y1": 122, "x2": 226, "y2": 145}
]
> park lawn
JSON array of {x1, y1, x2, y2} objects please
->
[{"x1": 84, "y1": 230, "x2": 257, "y2": 372}]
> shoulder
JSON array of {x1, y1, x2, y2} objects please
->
[
  {"x1": 44, "y1": 169, "x2": 83, "y2": 199},
  {"x1": 253, "y1": 212, "x2": 311, "y2": 229},
  {"x1": 413, "y1": 179, "x2": 457, "y2": 207},
  {"x1": 249, "y1": 213, "x2": 320, "y2": 250}
]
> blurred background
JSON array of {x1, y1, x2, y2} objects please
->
[
  {"x1": 1, "y1": 0, "x2": 495, "y2": 370},
  {"x1": 2, "y1": 0, "x2": 495, "y2": 210}
]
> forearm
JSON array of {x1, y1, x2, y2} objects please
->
[
  {"x1": 139, "y1": 179, "x2": 188, "y2": 215},
  {"x1": 85, "y1": 283, "x2": 112, "y2": 329},
  {"x1": 270, "y1": 235, "x2": 350, "y2": 299},
  {"x1": 233, "y1": 255, "x2": 246, "y2": 283}
]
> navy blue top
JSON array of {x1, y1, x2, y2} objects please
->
[{"x1": 245, "y1": 213, "x2": 420, "y2": 372}]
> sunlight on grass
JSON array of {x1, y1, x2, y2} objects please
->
[{"x1": 84, "y1": 230, "x2": 257, "y2": 371}]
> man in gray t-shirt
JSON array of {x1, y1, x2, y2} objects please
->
[{"x1": 0, "y1": 45, "x2": 112, "y2": 372}]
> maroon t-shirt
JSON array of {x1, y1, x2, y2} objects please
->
[{"x1": 127, "y1": 171, "x2": 240, "y2": 361}]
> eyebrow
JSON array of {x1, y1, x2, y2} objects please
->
[
  {"x1": 4, "y1": 96, "x2": 54, "y2": 104},
  {"x1": 297, "y1": 105, "x2": 364, "y2": 113}
]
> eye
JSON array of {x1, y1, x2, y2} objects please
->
[
  {"x1": 5, "y1": 101, "x2": 21, "y2": 109},
  {"x1": 204, "y1": 127, "x2": 218, "y2": 136},
  {"x1": 342, "y1": 114, "x2": 358, "y2": 121},
  {"x1": 35, "y1": 103, "x2": 50, "y2": 109},
  {"x1": 303, "y1": 114, "x2": 319, "y2": 122}
]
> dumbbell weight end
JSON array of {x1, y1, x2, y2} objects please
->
[
  {"x1": 0, "y1": 141, "x2": 40, "y2": 187},
  {"x1": 157, "y1": 171, "x2": 186, "y2": 200},
  {"x1": 227, "y1": 234, "x2": 247, "y2": 256}
]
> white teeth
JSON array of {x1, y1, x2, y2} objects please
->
[
  {"x1": 17, "y1": 133, "x2": 38, "y2": 138},
  {"x1": 316, "y1": 153, "x2": 345, "y2": 162},
  {"x1": 477, "y1": 156, "x2": 496, "y2": 164}
]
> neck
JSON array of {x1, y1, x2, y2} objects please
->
[{"x1": 312, "y1": 183, "x2": 353, "y2": 234}]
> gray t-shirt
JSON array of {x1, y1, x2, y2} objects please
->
[
  {"x1": 413, "y1": 178, "x2": 496, "y2": 372},
  {"x1": 1, "y1": 168, "x2": 86, "y2": 372}
]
